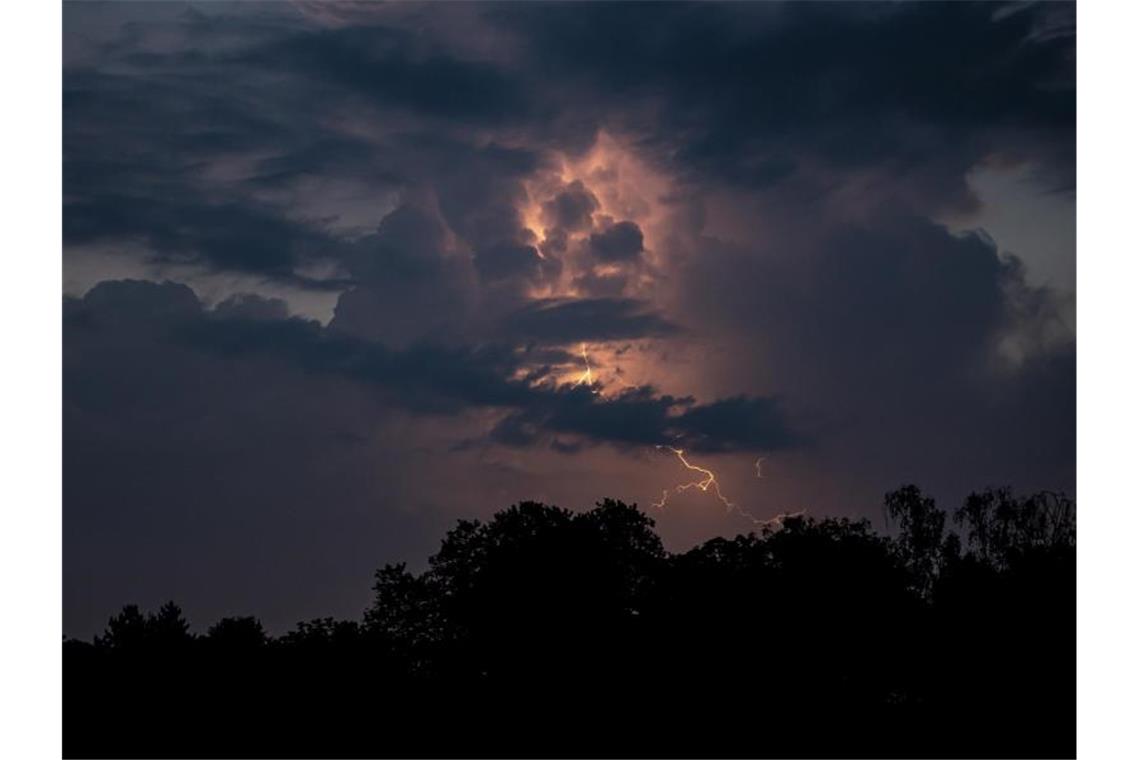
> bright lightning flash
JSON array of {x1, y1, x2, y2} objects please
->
[
  {"x1": 650, "y1": 446, "x2": 805, "y2": 530},
  {"x1": 573, "y1": 343, "x2": 593, "y2": 386},
  {"x1": 651, "y1": 446, "x2": 735, "y2": 511},
  {"x1": 572, "y1": 343, "x2": 602, "y2": 395}
]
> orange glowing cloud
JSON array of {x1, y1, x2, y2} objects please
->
[{"x1": 518, "y1": 131, "x2": 675, "y2": 302}]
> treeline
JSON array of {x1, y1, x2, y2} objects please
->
[{"x1": 64, "y1": 486, "x2": 1075, "y2": 759}]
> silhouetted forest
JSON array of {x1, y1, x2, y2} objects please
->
[{"x1": 64, "y1": 485, "x2": 1075, "y2": 759}]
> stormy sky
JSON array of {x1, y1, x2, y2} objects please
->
[{"x1": 63, "y1": 1, "x2": 1075, "y2": 637}]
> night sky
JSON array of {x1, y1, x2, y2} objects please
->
[{"x1": 63, "y1": 1, "x2": 1075, "y2": 637}]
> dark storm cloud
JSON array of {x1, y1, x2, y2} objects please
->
[
  {"x1": 64, "y1": 190, "x2": 353, "y2": 287},
  {"x1": 488, "y1": 385, "x2": 800, "y2": 454},
  {"x1": 341, "y1": 205, "x2": 451, "y2": 282},
  {"x1": 489, "y1": 386, "x2": 683, "y2": 450},
  {"x1": 66, "y1": 279, "x2": 203, "y2": 330},
  {"x1": 505, "y1": 298, "x2": 680, "y2": 343},
  {"x1": 65, "y1": 279, "x2": 503, "y2": 430},
  {"x1": 64, "y1": 1, "x2": 1074, "y2": 298},
  {"x1": 328, "y1": 203, "x2": 476, "y2": 346},
  {"x1": 63, "y1": 14, "x2": 545, "y2": 292},
  {"x1": 473, "y1": 242, "x2": 544, "y2": 282},
  {"x1": 241, "y1": 25, "x2": 532, "y2": 124},
  {"x1": 63, "y1": 57, "x2": 367, "y2": 285},
  {"x1": 519, "y1": 1, "x2": 1075, "y2": 131},
  {"x1": 247, "y1": 136, "x2": 398, "y2": 189},
  {"x1": 588, "y1": 221, "x2": 645, "y2": 262},
  {"x1": 423, "y1": 139, "x2": 548, "y2": 275},
  {"x1": 174, "y1": 315, "x2": 536, "y2": 417},
  {"x1": 492, "y1": 0, "x2": 1074, "y2": 200},
  {"x1": 673, "y1": 210, "x2": 1075, "y2": 503},
  {"x1": 681, "y1": 213, "x2": 1038, "y2": 387},
  {"x1": 66, "y1": 281, "x2": 794, "y2": 454},
  {"x1": 671, "y1": 396, "x2": 803, "y2": 454}
]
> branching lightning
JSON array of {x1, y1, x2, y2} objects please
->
[
  {"x1": 573, "y1": 343, "x2": 594, "y2": 387},
  {"x1": 651, "y1": 446, "x2": 735, "y2": 511},
  {"x1": 650, "y1": 446, "x2": 805, "y2": 530},
  {"x1": 572, "y1": 343, "x2": 603, "y2": 395},
  {"x1": 557, "y1": 342, "x2": 804, "y2": 531}
]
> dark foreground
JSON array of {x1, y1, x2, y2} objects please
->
[{"x1": 65, "y1": 486, "x2": 1075, "y2": 758}]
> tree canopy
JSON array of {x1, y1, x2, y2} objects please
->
[{"x1": 65, "y1": 486, "x2": 1074, "y2": 758}]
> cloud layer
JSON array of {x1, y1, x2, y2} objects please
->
[{"x1": 63, "y1": 1, "x2": 1075, "y2": 637}]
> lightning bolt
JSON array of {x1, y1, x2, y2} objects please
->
[
  {"x1": 572, "y1": 343, "x2": 603, "y2": 395},
  {"x1": 651, "y1": 446, "x2": 735, "y2": 511},
  {"x1": 573, "y1": 343, "x2": 593, "y2": 386},
  {"x1": 561, "y1": 344, "x2": 804, "y2": 531},
  {"x1": 650, "y1": 446, "x2": 805, "y2": 530}
]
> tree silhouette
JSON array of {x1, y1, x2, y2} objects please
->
[
  {"x1": 956, "y1": 487, "x2": 1076, "y2": 567},
  {"x1": 885, "y1": 484, "x2": 950, "y2": 595},
  {"x1": 206, "y1": 616, "x2": 266, "y2": 651},
  {"x1": 64, "y1": 487, "x2": 1075, "y2": 759},
  {"x1": 148, "y1": 600, "x2": 192, "y2": 647},
  {"x1": 96, "y1": 603, "x2": 148, "y2": 651}
]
